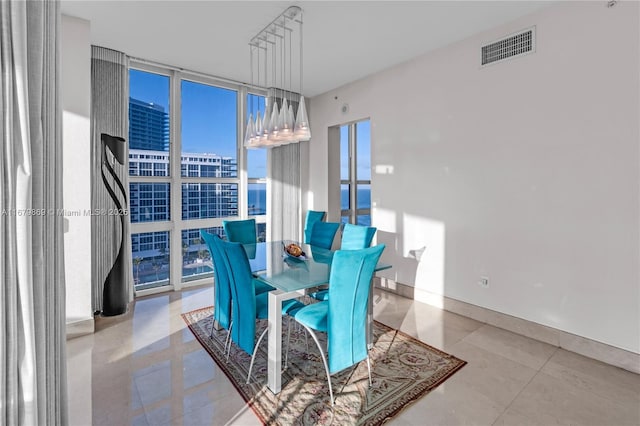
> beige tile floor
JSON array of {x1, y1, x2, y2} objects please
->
[{"x1": 67, "y1": 286, "x2": 640, "y2": 426}]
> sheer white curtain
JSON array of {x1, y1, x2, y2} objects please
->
[
  {"x1": 0, "y1": 1, "x2": 68, "y2": 424},
  {"x1": 268, "y1": 143, "x2": 301, "y2": 242}
]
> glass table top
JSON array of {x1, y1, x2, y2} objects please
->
[{"x1": 247, "y1": 241, "x2": 391, "y2": 293}]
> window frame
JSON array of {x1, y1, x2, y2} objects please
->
[
  {"x1": 340, "y1": 120, "x2": 372, "y2": 225},
  {"x1": 129, "y1": 62, "x2": 268, "y2": 296}
]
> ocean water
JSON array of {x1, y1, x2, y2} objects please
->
[
  {"x1": 248, "y1": 188, "x2": 372, "y2": 225},
  {"x1": 248, "y1": 188, "x2": 267, "y2": 215},
  {"x1": 341, "y1": 188, "x2": 371, "y2": 210}
]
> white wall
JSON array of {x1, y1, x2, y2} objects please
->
[
  {"x1": 62, "y1": 16, "x2": 93, "y2": 329},
  {"x1": 307, "y1": 2, "x2": 639, "y2": 353}
]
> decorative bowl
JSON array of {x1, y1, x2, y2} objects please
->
[{"x1": 283, "y1": 242, "x2": 306, "y2": 260}]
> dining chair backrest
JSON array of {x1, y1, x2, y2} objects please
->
[
  {"x1": 327, "y1": 244, "x2": 385, "y2": 374},
  {"x1": 340, "y1": 223, "x2": 377, "y2": 250},
  {"x1": 304, "y1": 210, "x2": 326, "y2": 244},
  {"x1": 200, "y1": 230, "x2": 232, "y2": 330},
  {"x1": 216, "y1": 238, "x2": 257, "y2": 355},
  {"x1": 309, "y1": 221, "x2": 341, "y2": 250},
  {"x1": 222, "y1": 218, "x2": 257, "y2": 245}
]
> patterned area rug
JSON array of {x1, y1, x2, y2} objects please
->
[{"x1": 182, "y1": 307, "x2": 466, "y2": 425}]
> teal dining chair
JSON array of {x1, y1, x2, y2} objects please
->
[
  {"x1": 223, "y1": 218, "x2": 257, "y2": 244},
  {"x1": 218, "y1": 221, "x2": 273, "y2": 294},
  {"x1": 294, "y1": 244, "x2": 385, "y2": 405},
  {"x1": 200, "y1": 230, "x2": 232, "y2": 339},
  {"x1": 341, "y1": 223, "x2": 377, "y2": 250},
  {"x1": 309, "y1": 221, "x2": 341, "y2": 250},
  {"x1": 202, "y1": 231, "x2": 274, "y2": 357},
  {"x1": 304, "y1": 210, "x2": 326, "y2": 244},
  {"x1": 311, "y1": 223, "x2": 378, "y2": 302},
  {"x1": 217, "y1": 239, "x2": 304, "y2": 383}
]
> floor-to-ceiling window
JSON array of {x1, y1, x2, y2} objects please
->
[
  {"x1": 179, "y1": 79, "x2": 238, "y2": 284},
  {"x1": 129, "y1": 68, "x2": 172, "y2": 291},
  {"x1": 340, "y1": 120, "x2": 371, "y2": 226},
  {"x1": 129, "y1": 63, "x2": 267, "y2": 293}
]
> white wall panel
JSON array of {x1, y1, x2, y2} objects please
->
[
  {"x1": 307, "y1": 2, "x2": 640, "y2": 353},
  {"x1": 62, "y1": 15, "x2": 93, "y2": 326}
]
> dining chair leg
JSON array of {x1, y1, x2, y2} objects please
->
[
  {"x1": 366, "y1": 355, "x2": 372, "y2": 387},
  {"x1": 301, "y1": 324, "x2": 334, "y2": 406},
  {"x1": 225, "y1": 322, "x2": 233, "y2": 362},
  {"x1": 285, "y1": 316, "x2": 292, "y2": 367},
  {"x1": 304, "y1": 329, "x2": 308, "y2": 353},
  {"x1": 224, "y1": 322, "x2": 232, "y2": 352},
  {"x1": 225, "y1": 332, "x2": 231, "y2": 359},
  {"x1": 246, "y1": 327, "x2": 269, "y2": 384},
  {"x1": 284, "y1": 317, "x2": 308, "y2": 366}
]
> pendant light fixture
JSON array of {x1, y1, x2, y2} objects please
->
[{"x1": 245, "y1": 6, "x2": 311, "y2": 149}]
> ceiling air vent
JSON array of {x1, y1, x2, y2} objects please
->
[{"x1": 481, "y1": 27, "x2": 535, "y2": 66}]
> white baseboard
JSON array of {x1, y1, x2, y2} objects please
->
[
  {"x1": 66, "y1": 318, "x2": 95, "y2": 339},
  {"x1": 375, "y1": 277, "x2": 640, "y2": 374}
]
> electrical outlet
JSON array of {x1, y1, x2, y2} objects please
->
[{"x1": 479, "y1": 277, "x2": 489, "y2": 288}]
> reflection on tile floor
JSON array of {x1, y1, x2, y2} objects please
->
[{"x1": 67, "y1": 286, "x2": 640, "y2": 426}]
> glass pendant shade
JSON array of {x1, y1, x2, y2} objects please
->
[
  {"x1": 244, "y1": 113, "x2": 256, "y2": 148},
  {"x1": 294, "y1": 96, "x2": 311, "y2": 141},
  {"x1": 278, "y1": 98, "x2": 292, "y2": 143},
  {"x1": 279, "y1": 99, "x2": 288, "y2": 128},
  {"x1": 254, "y1": 113, "x2": 263, "y2": 147},
  {"x1": 258, "y1": 107, "x2": 270, "y2": 145},
  {"x1": 269, "y1": 102, "x2": 280, "y2": 142},
  {"x1": 286, "y1": 103, "x2": 295, "y2": 142},
  {"x1": 271, "y1": 101, "x2": 285, "y2": 142}
]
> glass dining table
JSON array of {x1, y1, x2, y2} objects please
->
[{"x1": 245, "y1": 240, "x2": 391, "y2": 394}]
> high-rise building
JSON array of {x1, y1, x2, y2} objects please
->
[
  {"x1": 128, "y1": 98, "x2": 169, "y2": 151},
  {"x1": 128, "y1": 149, "x2": 239, "y2": 287},
  {"x1": 128, "y1": 150, "x2": 238, "y2": 223},
  {"x1": 127, "y1": 145, "x2": 269, "y2": 287}
]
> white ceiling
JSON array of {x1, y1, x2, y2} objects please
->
[{"x1": 61, "y1": 1, "x2": 552, "y2": 97}]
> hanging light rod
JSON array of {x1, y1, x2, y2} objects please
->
[{"x1": 249, "y1": 6, "x2": 302, "y2": 47}]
